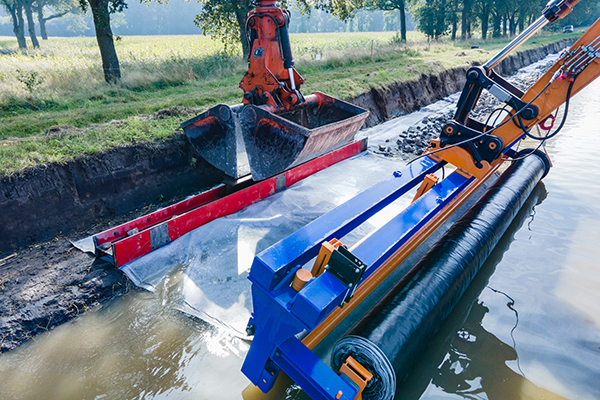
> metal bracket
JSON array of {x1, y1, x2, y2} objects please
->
[
  {"x1": 459, "y1": 67, "x2": 538, "y2": 121},
  {"x1": 325, "y1": 246, "x2": 367, "y2": 305},
  {"x1": 275, "y1": 173, "x2": 287, "y2": 192},
  {"x1": 439, "y1": 121, "x2": 504, "y2": 168},
  {"x1": 150, "y1": 223, "x2": 170, "y2": 250}
]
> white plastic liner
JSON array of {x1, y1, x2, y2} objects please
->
[{"x1": 120, "y1": 152, "x2": 409, "y2": 338}]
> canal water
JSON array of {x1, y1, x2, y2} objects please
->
[{"x1": 1, "y1": 70, "x2": 599, "y2": 400}]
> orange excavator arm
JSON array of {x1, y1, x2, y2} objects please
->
[
  {"x1": 240, "y1": 0, "x2": 305, "y2": 111},
  {"x1": 426, "y1": 0, "x2": 600, "y2": 179}
]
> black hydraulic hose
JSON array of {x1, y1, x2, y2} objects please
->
[
  {"x1": 407, "y1": 74, "x2": 558, "y2": 167},
  {"x1": 278, "y1": 11, "x2": 294, "y2": 69},
  {"x1": 520, "y1": 75, "x2": 577, "y2": 141},
  {"x1": 331, "y1": 152, "x2": 548, "y2": 400}
]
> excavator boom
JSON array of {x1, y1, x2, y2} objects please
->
[{"x1": 428, "y1": 0, "x2": 595, "y2": 178}]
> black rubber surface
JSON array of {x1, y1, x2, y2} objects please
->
[{"x1": 331, "y1": 153, "x2": 546, "y2": 400}]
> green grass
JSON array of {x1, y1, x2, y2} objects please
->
[
  {"x1": 0, "y1": 30, "x2": 581, "y2": 175},
  {"x1": 0, "y1": 117, "x2": 180, "y2": 173}
]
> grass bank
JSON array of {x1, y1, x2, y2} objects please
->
[{"x1": 0, "y1": 31, "x2": 581, "y2": 175}]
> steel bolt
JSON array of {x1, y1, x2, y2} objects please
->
[{"x1": 467, "y1": 69, "x2": 480, "y2": 81}]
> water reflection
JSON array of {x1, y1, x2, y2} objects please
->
[
  {"x1": 434, "y1": 299, "x2": 567, "y2": 400},
  {"x1": 396, "y1": 183, "x2": 560, "y2": 400},
  {"x1": 0, "y1": 269, "x2": 250, "y2": 400}
]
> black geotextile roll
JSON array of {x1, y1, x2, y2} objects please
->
[{"x1": 331, "y1": 153, "x2": 547, "y2": 400}]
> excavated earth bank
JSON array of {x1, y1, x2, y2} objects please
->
[{"x1": 0, "y1": 39, "x2": 574, "y2": 353}]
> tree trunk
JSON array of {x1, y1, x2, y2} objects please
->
[
  {"x1": 461, "y1": 0, "x2": 469, "y2": 40},
  {"x1": 36, "y1": 2, "x2": 48, "y2": 40},
  {"x1": 399, "y1": 2, "x2": 406, "y2": 42},
  {"x1": 518, "y1": 16, "x2": 524, "y2": 33},
  {"x1": 23, "y1": 0, "x2": 39, "y2": 48},
  {"x1": 15, "y1": 3, "x2": 28, "y2": 49},
  {"x1": 451, "y1": 20, "x2": 457, "y2": 41},
  {"x1": 235, "y1": 1, "x2": 251, "y2": 60},
  {"x1": 88, "y1": 0, "x2": 120, "y2": 83},
  {"x1": 509, "y1": 15, "x2": 516, "y2": 36},
  {"x1": 7, "y1": 3, "x2": 28, "y2": 49},
  {"x1": 492, "y1": 12, "x2": 501, "y2": 38},
  {"x1": 480, "y1": 4, "x2": 489, "y2": 40},
  {"x1": 451, "y1": 0, "x2": 458, "y2": 40}
]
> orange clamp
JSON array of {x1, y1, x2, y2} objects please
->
[
  {"x1": 311, "y1": 239, "x2": 343, "y2": 277},
  {"x1": 412, "y1": 173, "x2": 439, "y2": 203},
  {"x1": 338, "y1": 356, "x2": 373, "y2": 400}
]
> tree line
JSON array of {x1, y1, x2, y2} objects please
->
[
  {"x1": 2, "y1": 0, "x2": 599, "y2": 84},
  {"x1": 289, "y1": 8, "x2": 415, "y2": 33},
  {"x1": 410, "y1": 0, "x2": 599, "y2": 40},
  {"x1": 1, "y1": 0, "x2": 74, "y2": 48}
]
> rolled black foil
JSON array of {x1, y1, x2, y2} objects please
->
[{"x1": 331, "y1": 154, "x2": 546, "y2": 400}]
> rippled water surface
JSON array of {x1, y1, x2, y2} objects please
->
[{"x1": 1, "y1": 78, "x2": 599, "y2": 400}]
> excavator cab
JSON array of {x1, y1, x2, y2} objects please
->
[{"x1": 181, "y1": 0, "x2": 368, "y2": 180}]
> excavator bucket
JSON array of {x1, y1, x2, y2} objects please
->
[
  {"x1": 181, "y1": 104, "x2": 250, "y2": 179},
  {"x1": 181, "y1": 93, "x2": 368, "y2": 181},
  {"x1": 241, "y1": 92, "x2": 369, "y2": 180}
]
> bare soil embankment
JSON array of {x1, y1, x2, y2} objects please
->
[{"x1": 0, "y1": 38, "x2": 574, "y2": 354}]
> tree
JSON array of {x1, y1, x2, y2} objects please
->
[
  {"x1": 192, "y1": 0, "x2": 253, "y2": 58},
  {"x1": 79, "y1": 0, "x2": 125, "y2": 82},
  {"x1": 449, "y1": 0, "x2": 458, "y2": 40},
  {"x1": 35, "y1": 0, "x2": 74, "y2": 40},
  {"x1": 188, "y1": 0, "x2": 316, "y2": 59},
  {"x1": 365, "y1": 0, "x2": 410, "y2": 42},
  {"x1": 475, "y1": 0, "x2": 494, "y2": 40},
  {"x1": 411, "y1": 0, "x2": 449, "y2": 39},
  {"x1": 460, "y1": 0, "x2": 474, "y2": 39},
  {"x1": 1, "y1": 0, "x2": 28, "y2": 49},
  {"x1": 23, "y1": 0, "x2": 40, "y2": 47}
]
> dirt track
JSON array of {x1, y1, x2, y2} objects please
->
[{"x1": 0, "y1": 237, "x2": 130, "y2": 353}]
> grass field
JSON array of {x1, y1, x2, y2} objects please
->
[{"x1": 0, "y1": 30, "x2": 581, "y2": 175}]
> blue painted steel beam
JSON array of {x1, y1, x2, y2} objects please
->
[
  {"x1": 352, "y1": 171, "x2": 471, "y2": 270},
  {"x1": 274, "y1": 337, "x2": 358, "y2": 400},
  {"x1": 242, "y1": 159, "x2": 476, "y2": 399},
  {"x1": 249, "y1": 156, "x2": 441, "y2": 292},
  {"x1": 289, "y1": 171, "x2": 472, "y2": 332}
]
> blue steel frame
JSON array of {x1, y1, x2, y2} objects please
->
[{"x1": 241, "y1": 156, "x2": 474, "y2": 400}]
